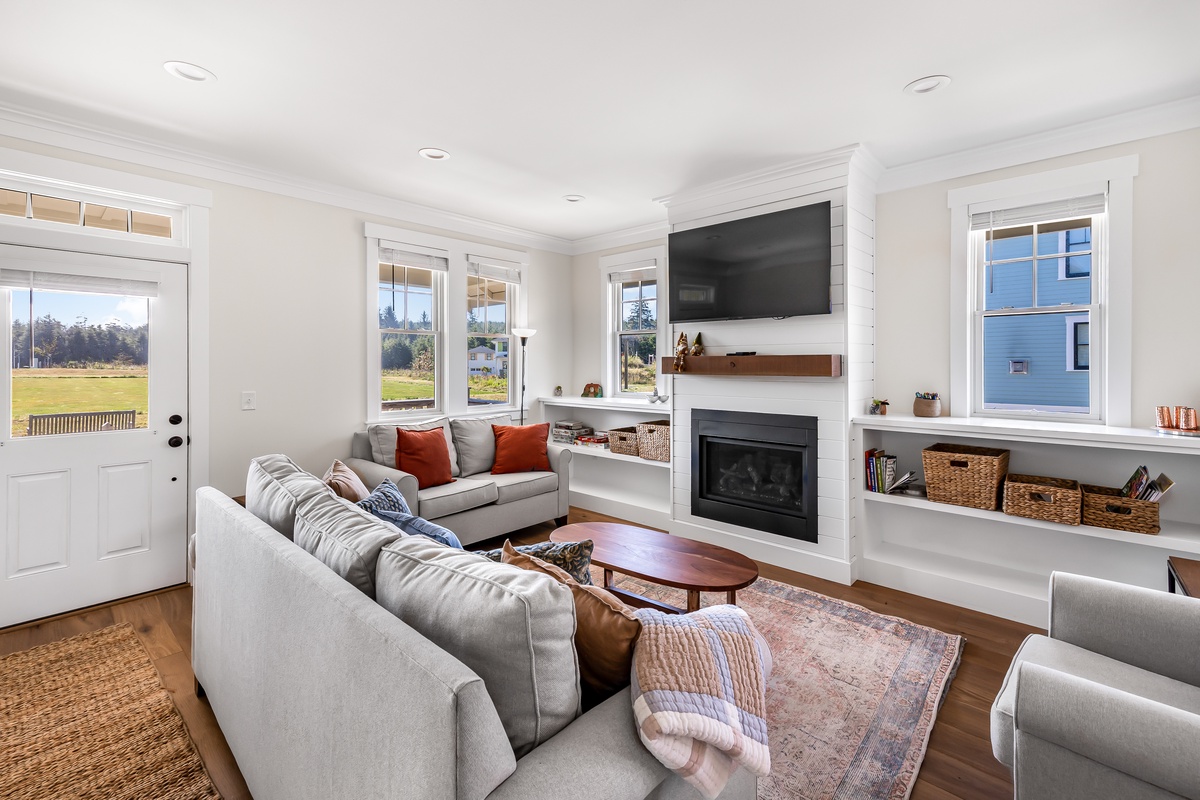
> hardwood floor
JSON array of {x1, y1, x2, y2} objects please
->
[{"x1": 0, "y1": 507, "x2": 1038, "y2": 800}]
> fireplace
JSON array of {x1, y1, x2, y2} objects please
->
[{"x1": 691, "y1": 409, "x2": 818, "y2": 542}]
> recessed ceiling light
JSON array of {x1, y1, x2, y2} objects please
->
[
  {"x1": 904, "y1": 75, "x2": 951, "y2": 95},
  {"x1": 563, "y1": 194, "x2": 586, "y2": 203},
  {"x1": 418, "y1": 148, "x2": 450, "y2": 161},
  {"x1": 163, "y1": 61, "x2": 217, "y2": 83}
]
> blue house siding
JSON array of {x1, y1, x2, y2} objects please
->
[{"x1": 983, "y1": 313, "x2": 1088, "y2": 410}]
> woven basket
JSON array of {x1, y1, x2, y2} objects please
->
[
  {"x1": 608, "y1": 426, "x2": 640, "y2": 457},
  {"x1": 1081, "y1": 484, "x2": 1160, "y2": 534},
  {"x1": 1003, "y1": 474, "x2": 1082, "y2": 525},
  {"x1": 636, "y1": 419, "x2": 671, "y2": 462},
  {"x1": 922, "y1": 443, "x2": 1010, "y2": 510}
]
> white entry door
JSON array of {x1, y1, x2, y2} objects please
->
[{"x1": 0, "y1": 244, "x2": 188, "y2": 628}]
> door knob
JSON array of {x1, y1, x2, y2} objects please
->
[
  {"x1": 168, "y1": 436, "x2": 184, "y2": 448},
  {"x1": 169, "y1": 414, "x2": 183, "y2": 425}
]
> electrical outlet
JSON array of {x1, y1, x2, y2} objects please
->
[{"x1": 241, "y1": 391, "x2": 256, "y2": 411}]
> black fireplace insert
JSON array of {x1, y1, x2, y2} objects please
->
[{"x1": 691, "y1": 409, "x2": 818, "y2": 542}]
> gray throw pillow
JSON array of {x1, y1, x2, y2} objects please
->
[
  {"x1": 367, "y1": 418, "x2": 460, "y2": 477},
  {"x1": 375, "y1": 536, "x2": 580, "y2": 758},
  {"x1": 450, "y1": 414, "x2": 513, "y2": 476}
]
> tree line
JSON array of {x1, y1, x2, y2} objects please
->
[{"x1": 11, "y1": 316, "x2": 148, "y2": 369}]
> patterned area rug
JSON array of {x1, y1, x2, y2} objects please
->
[
  {"x1": 605, "y1": 572, "x2": 963, "y2": 800},
  {"x1": 0, "y1": 623, "x2": 219, "y2": 800}
]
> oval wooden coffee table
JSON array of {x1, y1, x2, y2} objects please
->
[{"x1": 551, "y1": 522, "x2": 759, "y2": 614}]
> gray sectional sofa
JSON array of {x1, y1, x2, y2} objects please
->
[
  {"x1": 344, "y1": 414, "x2": 570, "y2": 546},
  {"x1": 192, "y1": 455, "x2": 754, "y2": 800}
]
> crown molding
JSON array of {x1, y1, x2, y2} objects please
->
[
  {"x1": 566, "y1": 220, "x2": 669, "y2": 255},
  {"x1": 0, "y1": 102, "x2": 578, "y2": 255},
  {"x1": 878, "y1": 94, "x2": 1200, "y2": 194}
]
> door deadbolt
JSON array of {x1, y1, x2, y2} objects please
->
[
  {"x1": 169, "y1": 414, "x2": 183, "y2": 425},
  {"x1": 168, "y1": 436, "x2": 184, "y2": 448}
]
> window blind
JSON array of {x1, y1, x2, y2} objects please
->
[
  {"x1": 379, "y1": 245, "x2": 449, "y2": 272},
  {"x1": 607, "y1": 259, "x2": 658, "y2": 283},
  {"x1": 0, "y1": 268, "x2": 158, "y2": 297},
  {"x1": 970, "y1": 193, "x2": 1106, "y2": 232},
  {"x1": 467, "y1": 255, "x2": 522, "y2": 284}
]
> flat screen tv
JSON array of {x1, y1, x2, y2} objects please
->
[{"x1": 668, "y1": 201, "x2": 832, "y2": 323}]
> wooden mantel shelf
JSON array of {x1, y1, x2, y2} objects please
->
[{"x1": 659, "y1": 354, "x2": 842, "y2": 378}]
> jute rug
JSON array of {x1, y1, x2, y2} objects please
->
[
  {"x1": 605, "y1": 572, "x2": 963, "y2": 800},
  {"x1": 0, "y1": 622, "x2": 220, "y2": 800}
]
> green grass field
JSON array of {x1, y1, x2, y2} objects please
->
[
  {"x1": 11, "y1": 368, "x2": 149, "y2": 437},
  {"x1": 381, "y1": 370, "x2": 510, "y2": 403}
]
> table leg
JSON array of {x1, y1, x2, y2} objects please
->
[
  {"x1": 603, "y1": 568, "x2": 614, "y2": 591},
  {"x1": 726, "y1": 590, "x2": 737, "y2": 606},
  {"x1": 1169, "y1": 566, "x2": 1176, "y2": 594},
  {"x1": 687, "y1": 589, "x2": 700, "y2": 613}
]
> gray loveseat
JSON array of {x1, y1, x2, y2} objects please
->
[
  {"x1": 991, "y1": 572, "x2": 1200, "y2": 799},
  {"x1": 192, "y1": 456, "x2": 754, "y2": 800},
  {"x1": 344, "y1": 414, "x2": 570, "y2": 546}
]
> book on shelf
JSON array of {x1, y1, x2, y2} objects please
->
[
  {"x1": 864, "y1": 449, "x2": 916, "y2": 494},
  {"x1": 553, "y1": 419, "x2": 588, "y2": 431},
  {"x1": 1119, "y1": 466, "x2": 1175, "y2": 502},
  {"x1": 575, "y1": 433, "x2": 610, "y2": 449}
]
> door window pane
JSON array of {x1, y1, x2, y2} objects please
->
[
  {"x1": 30, "y1": 195, "x2": 80, "y2": 225},
  {"x1": 11, "y1": 289, "x2": 149, "y2": 437},
  {"x1": 0, "y1": 188, "x2": 26, "y2": 217},
  {"x1": 982, "y1": 312, "x2": 1089, "y2": 413},
  {"x1": 83, "y1": 203, "x2": 129, "y2": 232},
  {"x1": 130, "y1": 210, "x2": 172, "y2": 238}
]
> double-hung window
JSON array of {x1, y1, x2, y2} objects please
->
[
  {"x1": 599, "y1": 246, "x2": 664, "y2": 397},
  {"x1": 377, "y1": 245, "x2": 446, "y2": 414},
  {"x1": 972, "y1": 196, "x2": 1105, "y2": 418},
  {"x1": 466, "y1": 255, "x2": 520, "y2": 407}
]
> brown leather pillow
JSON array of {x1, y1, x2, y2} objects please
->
[
  {"x1": 492, "y1": 423, "x2": 551, "y2": 474},
  {"x1": 395, "y1": 427, "x2": 455, "y2": 489},
  {"x1": 322, "y1": 459, "x2": 370, "y2": 502},
  {"x1": 501, "y1": 540, "x2": 641, "y2": 707}
]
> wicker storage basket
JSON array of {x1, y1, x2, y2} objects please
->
[
  {"x1": 636, "y1": 419, "x2": 671, "y2": 462},
  {"x1": 1003, "y1": 474, "x2": 1082, "y2": 525},
  {"x1": 922, "y1": 443, "x2": 1010, "y2": 510},
  {"x1": 1081, "y1": 484, "x2": 1160, "y2": 534},
  {"x1": 608, "y1": 426, "x2": 640, "y2": 457}
]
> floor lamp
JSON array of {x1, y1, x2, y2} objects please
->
[{"x1": 512, "y1": 327, "x2": 536, "y2": 426}]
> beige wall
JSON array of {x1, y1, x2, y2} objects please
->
[
  {"x1": 0, "y1": 135, "x2": 574, "y2": 494},
  {"x1": 875, "y1": 127, "x2": 1200, "y2": 426},
  {"x1": 569, "y1": 239, "x2": 667, "y2": 394}
]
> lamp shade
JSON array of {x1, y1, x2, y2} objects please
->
[{"x1": 511, "y1": 327, "x2": 536, "y2": 339}]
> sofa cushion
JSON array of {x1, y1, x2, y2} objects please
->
[
  {"x1": 375, "y1": 536, "x2": 581, "y2": 758},
  {"x1": 478, "y1": 539, "x2": 595, "y2": 585},
  {"x1": 396, "y1": 427, "x2": 455, "y2": 489},
  {"x1": 293, "y1": 493, "x2": 403, "y2": 598},
  {"x1": 372, "y1": 508, "x2": 463, "y2": 549},
  {"x1": 418, "y1": 477, "x2": 498, "y2": 520},
  {"x1": 991, "y1": 633, "x2": 1200, "y2": 768},
  {"x1": 501, "y1": 541, "x2": 640, "y2": 709},
  {"x1": 488, "y1": 470, "x2": 559, "y2": 506},
  {"x1": 368, "y1": 418, "x2": 460, "y2": 477},
  {"x1": 450, "y1": 414, "x2": 512, "y2": 476},
  {"x1": 322, "y1": 459, "x2": 370, "y2": 502},
  {"x1": 492, "y1": 423, "x2": 551, "y2": 474},
  {"x1": 245, "y1": 454, "x2": 333, "y2": 540}
]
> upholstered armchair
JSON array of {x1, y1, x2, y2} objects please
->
[{"x1": 991, "y1": 572, "x2": 1200, "y2": 800}]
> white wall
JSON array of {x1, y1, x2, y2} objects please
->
[
  {"x1": 0, "y1": 134, "x2": 575, "y2": 495},
  {"x1": 875, "y1": 127, "x2": 1200, "y2": 426}
]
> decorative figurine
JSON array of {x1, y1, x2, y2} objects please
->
[
  {"x1": 553, "y1": 385, "x2": 563, "y2": 397},
  {"x1": 582, "y1": 383, "x2": 603, "y2": 398},
  {"x1": 870, "y1": 399, "x2": 890, "y2": 415},
  {"x1": 673, "y1": 332, "x2": 689, "y2": 373},
  {"x1": 689, "y1": 332, "x2": 704, "y2": 356}
]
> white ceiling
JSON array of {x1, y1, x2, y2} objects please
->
[{"x1": 1, "y1": 0, "x2": 1198, "y2": 242}]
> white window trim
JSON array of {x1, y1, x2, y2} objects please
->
[
  {"x1": 1065, "y1": 313, "x2": 1089, "y2": 373},
  {"x1": 364, "y1": 222, "x2": 528, "y2": 424},
  {"x1": 947, "y1": 155, "x2": 1137, "y2": 426},
  {"x1": 599, "y1": 245, "x2": 666, "y2": 398}
]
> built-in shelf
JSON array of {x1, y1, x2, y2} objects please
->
[
  {"x1": 555, "y1": 442, "x2": 671, "y2": 469},
  {"x1": 863, "y1": 490, "x2": 1200, "y2": 555},
  {"x1": 538, "y1": 396, "x2": 672, "y2": 416},
  {"x1": 659, "y1": 354, "x2": 842, "y2": 378}
]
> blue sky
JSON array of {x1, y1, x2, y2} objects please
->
[{"x1": 12, "y1": 290, "x2": 148, "y2": 328}]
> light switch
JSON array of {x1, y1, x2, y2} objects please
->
[{"x1": 241, "y1": 391, "x2": 256, "y2": 411}]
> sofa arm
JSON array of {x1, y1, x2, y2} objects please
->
[
  {"x1": 1013, "y1": 663, "x2": 1200, "y2": 800},
  {"x1": 1048, "y1": 571, "x2": 1200, "y2": 687},
  {"x1": 547, "y1": 444, "x2": 572, "y2": 519},
  {"x1": 344, "y1": 457, "x2": 419, "y2": 512},
  {"x1": 486, "y1": 687, "x2": 753, "y2": 800}
]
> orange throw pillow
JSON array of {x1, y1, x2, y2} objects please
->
[
  {"x1": 492, "y1": 423, "x2": 551, "y2": 474},
  {"x1": 322, "y1": 459, "x2": 370, "y2": 502},
  {"x1": 395, "y1": 427, "x2": 454, "y2": 489},
  {"x1": 501, "y1": 541, "x2": 641, "y2": 708}
]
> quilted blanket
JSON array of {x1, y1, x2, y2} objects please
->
[{"x1": 630, "y1": 605, "x2": 771, "y2": 799}]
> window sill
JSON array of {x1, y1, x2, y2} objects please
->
[{"x1": 852, "y1": 413, "x2": 1200, "y2": 454}]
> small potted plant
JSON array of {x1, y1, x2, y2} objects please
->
[{"x1": 870, "y1": 399, "x2": 890, "y2": 416}]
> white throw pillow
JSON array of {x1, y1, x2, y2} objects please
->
[{"x1": 450, "y1": 414, "x2": 513, "y2": 476}]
